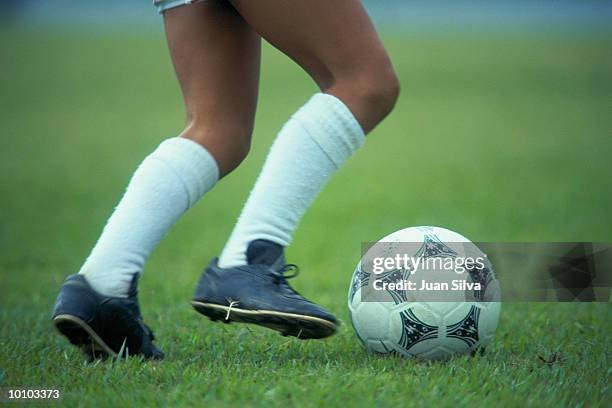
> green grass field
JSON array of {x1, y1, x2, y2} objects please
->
[{"x1": 1, "y1": 26, "x2": 611, "y2": 407}]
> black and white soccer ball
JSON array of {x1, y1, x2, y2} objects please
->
[{"x1": 348, "y1": 226, "x2": 501, "y2": 360}]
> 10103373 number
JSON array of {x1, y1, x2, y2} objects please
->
[{"x1": 2, "y1": 388, "x2": 62, "y2": 401}]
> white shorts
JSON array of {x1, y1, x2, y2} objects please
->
[{"x1": 154, "y1": 0, "x2": 206, "y2": 14}]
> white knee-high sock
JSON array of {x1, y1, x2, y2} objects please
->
[
  {"x1": 79, "y1": 137, "x2": 219, "y2": 297},
  {"x1": 218, "y1": 93, "x2": 365, "y2": 268}
]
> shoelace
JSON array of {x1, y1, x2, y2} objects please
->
[
  {"x1": 144, "y1": 323, "x2": 155, "y2": 341},
  {"x1": 280, "y1": 264, "x2": 300, "y2": 278},
  {"x1": 134, "y1": 317, "x2": 156, "y2": 341},
  {"x1": 273, "y1": 264, "x2": 303, "y2": 297}
]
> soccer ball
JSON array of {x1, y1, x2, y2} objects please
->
[{"x1": 348, "y1": 226, "x2": 501, "y2": 360}]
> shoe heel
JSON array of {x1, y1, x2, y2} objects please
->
[
  {"x1": 53, "y1": 316, "x2": 90, "y2": 345},
  {"x1": 52, "y1": 276, "x2": 99, "y2": 325}
]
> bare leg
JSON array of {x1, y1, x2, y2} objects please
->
[
  {"x1": 216, "y1": 0, "x2": 400, "y2": 266},
  {"x1": 229, "y1": 0, "x2": 399, "y2": 133},
  {"x1": 164, "y1": 0, "x2": 261, "y2": 176},
  {"x1": 192, "y1": 0, "x2": 399, "y2": 340},
  {"x1": 51, "y1": 2, "x2": 265, "y2": 359}
]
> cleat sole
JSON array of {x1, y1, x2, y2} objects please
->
[
  {"x1": 53, "y1": 314, "x2": 118, "y2": 359},
  {"x1": 191, "y1": 301, "x2": 337, "y2": 340}
]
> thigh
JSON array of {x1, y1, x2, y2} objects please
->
[
  {"x1": 164, "y1": 1, "x2": 261, "y2": 172},
  {"x1": 228, "y1": 0, "x2": 395, "y2": 131}
]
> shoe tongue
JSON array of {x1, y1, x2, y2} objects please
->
[
  {"x1": 127, "y1": 273, "x2": 140, "y2": 299},
  {"x1": 246, "y1": 239, "x2": 285, "y2": 269}
]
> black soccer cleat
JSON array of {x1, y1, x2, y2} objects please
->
[
  {"x1": 191, "y1": 240, "x2": 339, "y2": 340},
  {"x1": 52, "y1": 274, "x2": 164, "y2": 361}
]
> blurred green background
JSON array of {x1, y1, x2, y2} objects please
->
[{"x1": 0, "y1": 1, "x2": 611, "y2": 407}]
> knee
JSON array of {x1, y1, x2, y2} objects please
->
[
  {"x1": 355, "y1": 64, "x2": 400, "y2": 121},
  {"x1": 378, "y1": 67, "x2": 400, "y2": 117},
  {"x1": 180, "y1": 120, "x2": 252, "y2": 177},
  {"x1": 332, "y1": 62, "x2": 400, "y2": 131}
]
